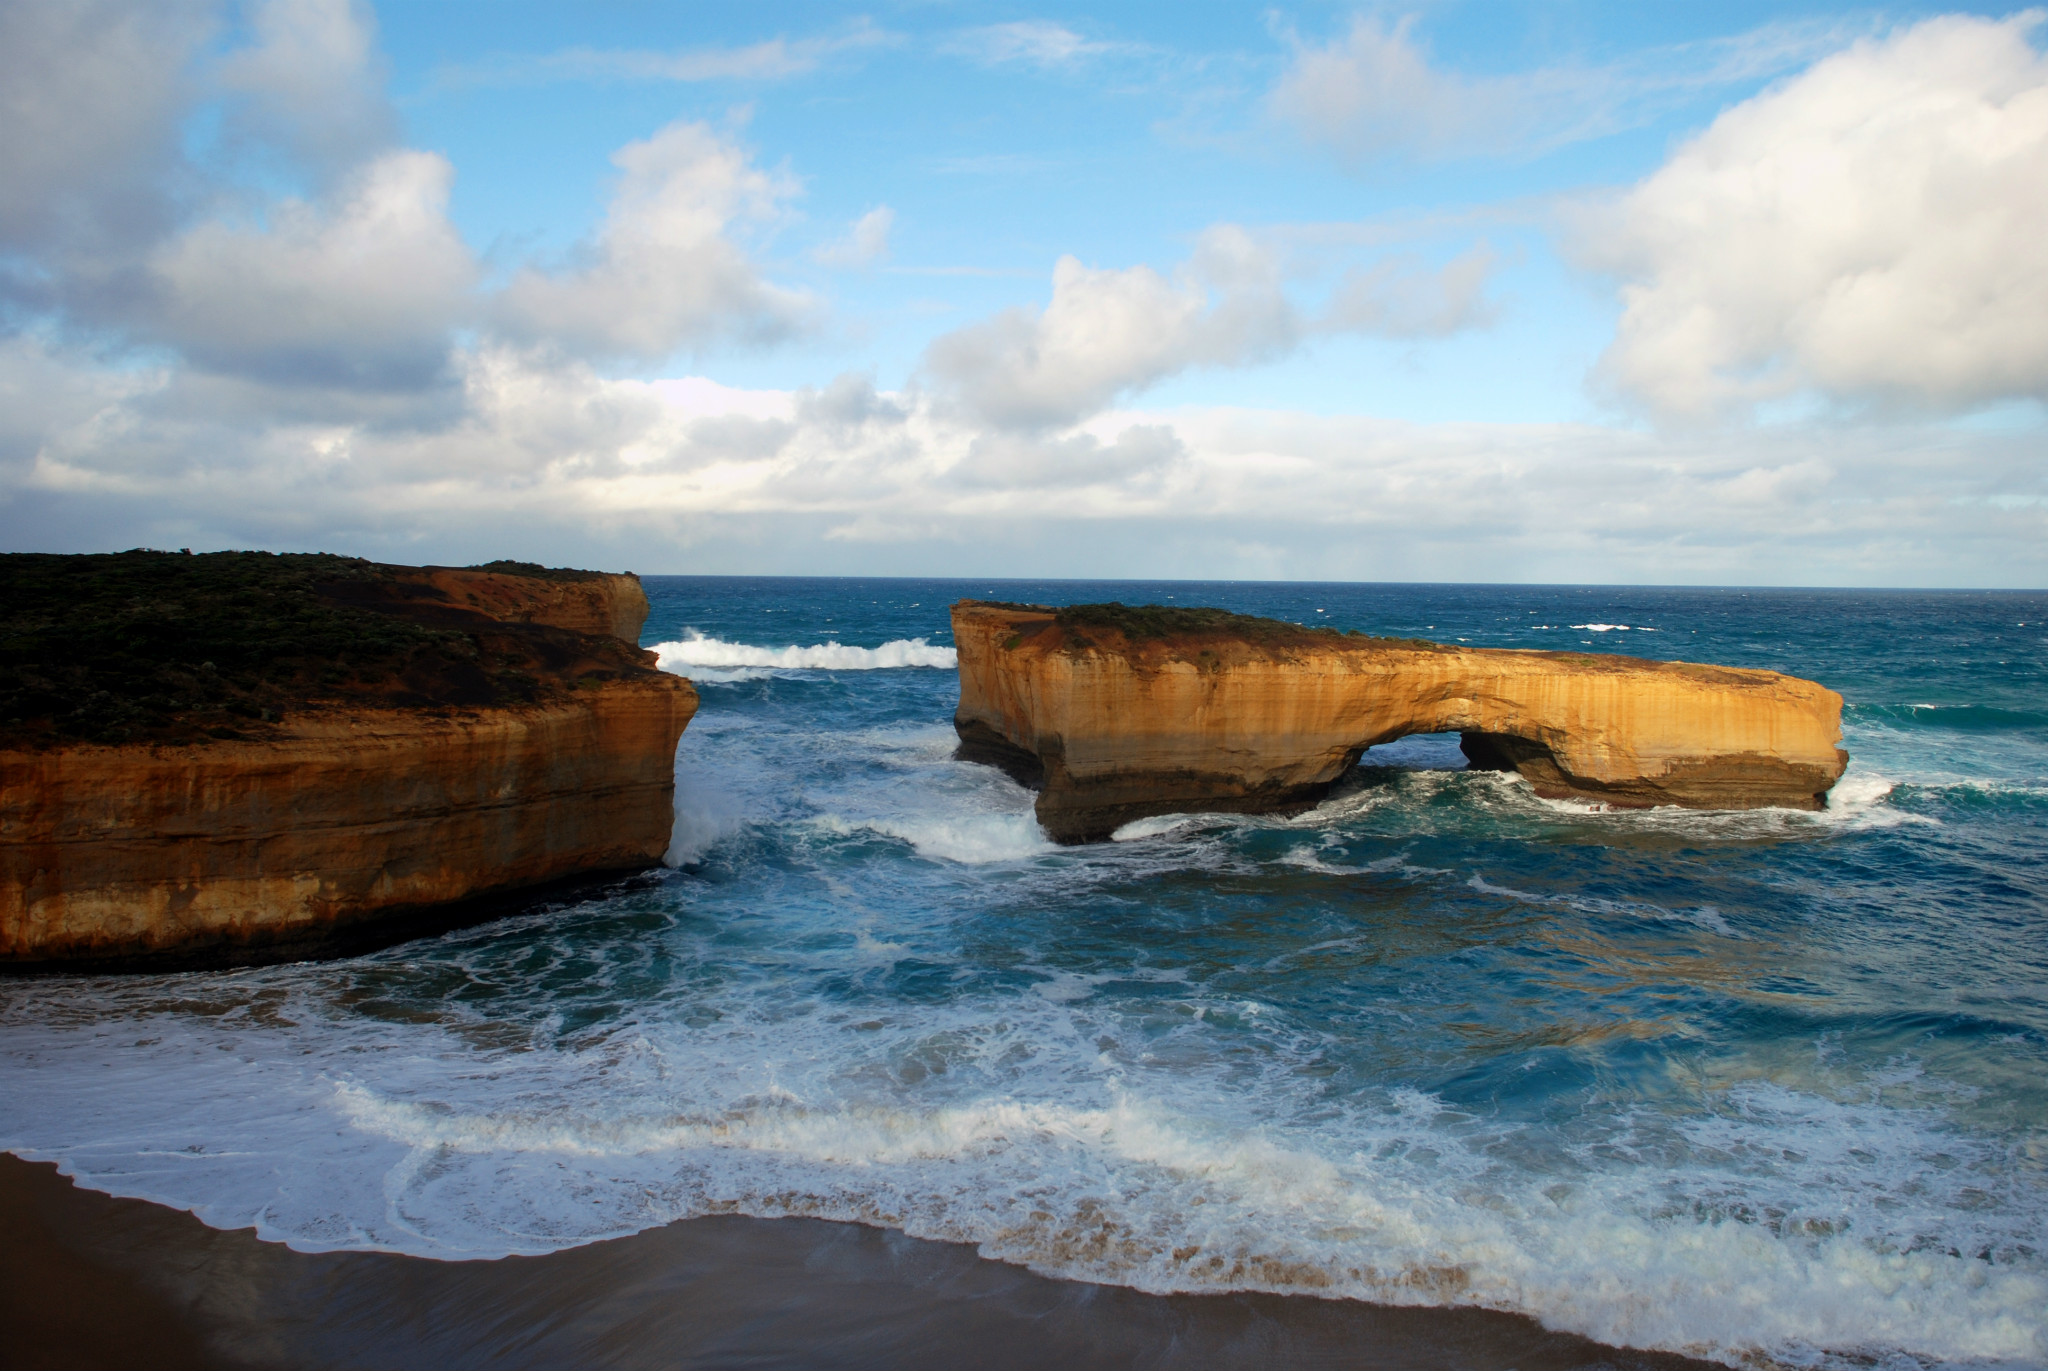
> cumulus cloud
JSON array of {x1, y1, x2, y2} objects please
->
[
  {"x1": 926, "y1": 250, "x2": 1232, "y2": 430},
  {"x1": 491, "y1": 121, "x2": 814, "y2": 362},
  {"x1": 214, "y1": 0, "x2": 396, "y2": 178},
  {"x1": 1584, "y1": 13, "x2": 2048, "y2": 418},
  {"x1": 144, "y1": 150, "x2": 474, "y2": 390},
  {"x1": 2, "y1": 3, "x2": 812, "y2": 394},
  {"x1": 4, "y1": 1, "x2": 2039, "y2": 589},
  {"x1": 924, "y1": 228, "x2": 1498, "y2": 428},
  {"x1": 814, "y1": 206, "x2": 893, "y2": 267},
  {"x1": 0, "y1": 0, "x2": 211, "y2": 267},
  {"x1": 1272, "y1": 13, "x2": 1848, "y2": 164},
  {"x1": 0, "y1": 0, "x2": 469, "y2": 383},
  {"x1": 0, "y1": 0, "x2": 398, "y2": 290}
]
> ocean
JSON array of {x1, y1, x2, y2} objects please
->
[{"x1": 3, "y1": 577, "x2": 2044, "y2": 1368}]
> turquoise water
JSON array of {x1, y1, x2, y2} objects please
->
[{"x1": 4, "y1": 578, "x2": 2045, "y2": 1367}]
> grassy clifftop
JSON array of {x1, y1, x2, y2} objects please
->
[
  {"x1": 973, "y1": 600, "x2": 1443, "y2": 652},
  {"x1": 0, "y1": 551, "x2": 646, "y2": 748}
]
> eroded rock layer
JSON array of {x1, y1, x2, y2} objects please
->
[
  {"x1": 1, "y1": 552, "x2": 695, "y2": 966},
  {"x1": 952, "y1": 601, "x2": 1847, "y2": 843}
]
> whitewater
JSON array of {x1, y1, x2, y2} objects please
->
[
  {"x1": 652, "y1": 629, "x2": 955, "y2": 674},
  {"x1": 3, "y1": 576, "x2": 2044, "y2": 1369}
]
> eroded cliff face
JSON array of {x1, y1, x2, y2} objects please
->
[
  {"x1": 1, "y1": 681, "x2": 692, "y2": 963},
  {"x1": 952, "y1": 601, "x2": 1847, "y2": 843},
  {"x1": 0, "y1": 553, "x2": 694, "y2": 966}
]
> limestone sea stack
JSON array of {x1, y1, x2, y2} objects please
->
[
  {"x1": 1, "y1": 553, "x2": 696, "y2": 968},
  {"x1": 952, "y1": 601, "x2": 1848, "y2": 844}
]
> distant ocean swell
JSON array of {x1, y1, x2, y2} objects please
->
[{"x1": 1846, "y1": 701, "x2": 2048, "y2": 732}]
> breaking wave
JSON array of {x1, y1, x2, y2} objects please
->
[
  {"x1": 3, "y1": 992, "x2": 2038, "y2": 1370},
  {"x1": 654, "y1": 631, "x2": 956, "y2": 675},
  {"x1": 5, "y1": 577, "x2": 2044, "y2": 1371}
]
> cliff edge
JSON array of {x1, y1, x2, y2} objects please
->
[
  {"x1": 952, "y1": 601, "x2": 1847, "y2": 843},
  {"x1": 1, "y1": 551, "x2": 695, "y2": 967}
]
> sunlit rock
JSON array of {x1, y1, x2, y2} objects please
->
[
  {"x1": 952, "y1": 600, "x2": 1847, "y2": 843},
  {"x1": 1, "y1": 553, "x2": 695, "y2": 967}
]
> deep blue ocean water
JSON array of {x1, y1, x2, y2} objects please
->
[{"x1": 4, "y1": 578, "x2": 2045, "y2": 1367}]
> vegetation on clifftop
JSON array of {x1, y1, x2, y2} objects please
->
[
  {"x1": 0, "y1": 551, "x2": 641, "y2": 748},
  {"x1": 1048, "y1": 602, "x2": 1443, "y2": 651},
  {"x1": 468, "y1": 560, "x2": 610, "y2": 583}
]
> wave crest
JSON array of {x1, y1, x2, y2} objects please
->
[{"x1": 653, "y1": 631, "x2": 957, "y2": 674}]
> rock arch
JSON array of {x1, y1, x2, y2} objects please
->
[{"x1": 950, "y1": 601, "x2": 1848, "y2": 844}]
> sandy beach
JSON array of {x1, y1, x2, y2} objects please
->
[{"x1": 0, "y1": 1154, "x2": 1719, "y2": 1370}]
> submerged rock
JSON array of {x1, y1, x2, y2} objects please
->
[
  {"x1": 1, "y1": 552, "x2": 695, "y2": 967},
  {"x1": 952, "y1": 600, "x2": 1847, "y2": 844}
]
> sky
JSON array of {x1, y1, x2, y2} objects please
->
[{"x1": 1, "y1": 1, "x2": 2043, "y2": 585}]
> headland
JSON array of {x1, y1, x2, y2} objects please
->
[{"x1": 0, "y1": 551, "x2": 696, "y2": 969}]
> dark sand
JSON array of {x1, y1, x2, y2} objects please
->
[{"x1": 1, "y1": 1154, "x2": 1717, "y2": 1371}]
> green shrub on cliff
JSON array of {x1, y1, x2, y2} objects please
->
[
  {"x1": 0, "y1": 550, "x2": 630, "y2": 748},
  {"x1": 1050, "y1": 602, "x2": 1445, "y2": 651},
  {"x1": 0, "y1": 552, "x2": 448, "y2": 745},
  {"x1": 468, "y1": 559, "x2": 609, "y2": 583}
]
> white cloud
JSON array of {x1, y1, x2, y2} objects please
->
[
  {"x1": 434, "y1": 21, "x2": 891, "y2": 88},
  {"x1": 1273, "y1": 15, "x2": 1519, "y2": 161},
  {"x1": 925, "y1": 252, "x2": 1224, "y2": 430},
  {"x1": 491, "y1": 121, "x2": 814, "y2": 362},
  {"x1": 0, "y1": 337, "x2": 166, "y2": 481},
  {"x1": 1325, "y1": 243, "x2": 1499, "y2": 337},
  {"x1": 6, "y1": 339, "x2": 2041, "y2": 585},
  {"x1": 0, "y1": 0, "x2": 211, "y2": 264},
  {"x1": 1584, "y1": 13, "x2": 2048, "y2": 419},
  {"x1": 923, "y1": 227, "x2": 1497, "y2": 428},
  {"x1": 944, "y1": 423, "x2": 1187, "y2": 492},
  {"x1": 214, "y1": 0, "x2": 395, "y2": 177},
  {"x1": 144, "y1": 150, "x2": 474, "y2": 390},
  {"x1": 4, "y1": 4, "x2": 818, "y2": 406},
  {"x1": 0, "y1": 0, "x2": 467, "y2": 383},
  {"x1": 1271, "y1": 13, "x2": 1851, "y2": 164},
  {"x1": 814, "y1": 206, "x2": 894, "y2": 268},
  {"x1": 943, "y1": 22, "x2": 1114, "y2": 68},
  {"x1": 3, "y1": 2, "x2": 2040, "y2": 589}
]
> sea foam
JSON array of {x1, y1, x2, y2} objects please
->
[
  {"x1": 653, "y1": 631, "x2": 956, "y2": 675},
  {"x1": 3, "y1": 1001, "x2": 2039, "y2": 1369},
  {"x1": 6, "y1": 582, "x2": 2044, "y2": 1371}
]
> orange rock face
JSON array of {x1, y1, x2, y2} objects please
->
[
  {"x1": 0, "y1": 561, "x2": 694, "y2": 967},
  {"x1": 1, "y1": 681, "x2": 693, "y2": 964},
  {"x1": 952, "y1": 602, "x2": 1848, "y2": 843}
]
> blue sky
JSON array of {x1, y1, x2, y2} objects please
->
[
  {"x1": 382, "y1": 2, "x2": 1865, "y2": 418},
  {"x1": 2, "y1": 1, "x2": 2043, "y2": 584}
]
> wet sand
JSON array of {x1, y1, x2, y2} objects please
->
[{"x1": 1, "y1": 1154, "x2": 1718, "y2": 1371}]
